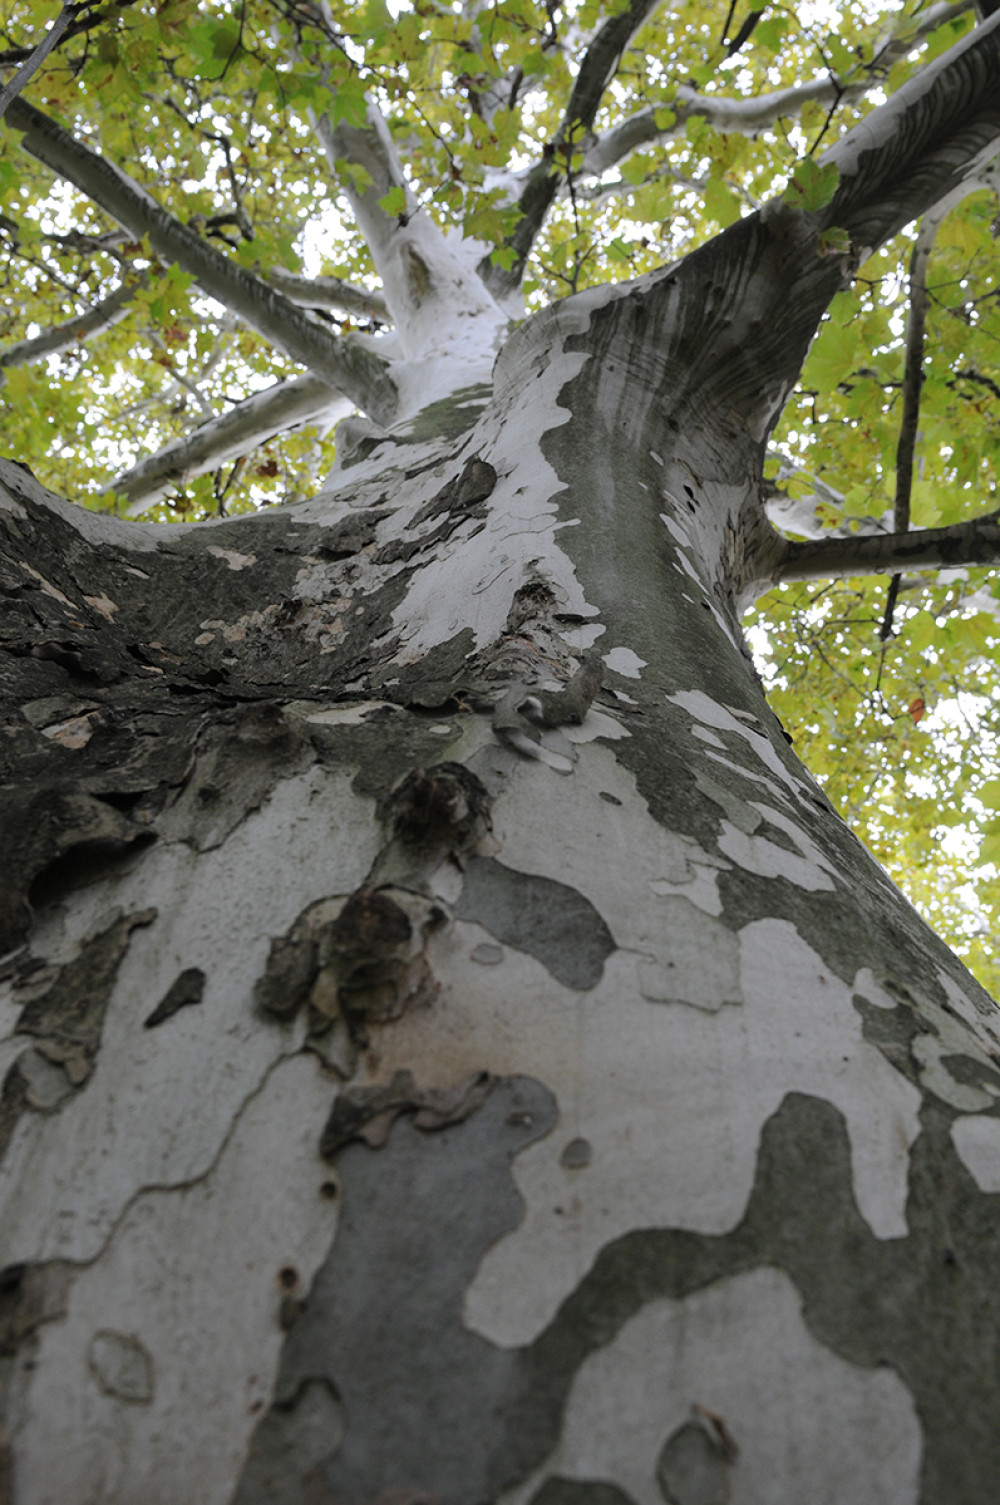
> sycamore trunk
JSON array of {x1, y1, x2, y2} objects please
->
[{"x1": 3, "y1": 257, "x2": 1000, "y2": 1505}]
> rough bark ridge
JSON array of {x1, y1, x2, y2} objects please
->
[{"x1": 2, "y1": 15, "x2": 1000, "y2": 1505}]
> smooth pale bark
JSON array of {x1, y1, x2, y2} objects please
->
[
  {"x1": 3, "y1": 276, "x2": 1000, "y2": 1505},
  {"x1": 2, "y1": 14, "x2": 1000, "y2": 1505},
  {"x1": 0, "y1": 275, "x2": 147, "y2": 374},
  {"x1": 108, "y1": 374, "x2": 350, "y2": 514},
  {"x1": 5, "y1": 98, "x2": 399, "y2": 425}
]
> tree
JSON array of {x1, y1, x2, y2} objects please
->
[{"x1": 2, "y1": 0, "x2": 1000, "y2": 1499}]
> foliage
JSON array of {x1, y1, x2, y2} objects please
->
[{"x1": 1, "y1": 0, "x2": 1000, "y2": 981}]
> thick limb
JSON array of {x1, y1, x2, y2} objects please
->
[
  {"x1": 107, "y1": 374, "x2": 347, "y2": 515},
  {"x1": 5, "y1": 97, "x2": 399, "y2": 425}
]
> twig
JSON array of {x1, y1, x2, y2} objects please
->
[
  {"x1": 0, "y1": 2, "x2": 79, "y2": 121},
  {"x1": 880, "y1": 214, "x2": 939, "y2": 639}
]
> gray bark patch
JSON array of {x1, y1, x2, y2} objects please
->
[
  {"x1": 1, "y1": 908, "x2": 155, "y2": 1161},
  {"x1": 455, "y1": 856, "x2": 615, "y2": 990},
  {"x1": 143, "y1": 966, "x2": 206, "y2": 1028},
  {"x1": 560, "y1": 1137, "x2": 593, "y2": 1169},
  {"x1": 235, "y1": 1379, "x2": 343, "y2": 1505},
  {"x1": 155, "y1": 705, "x2": 313, "y2": 852},
  {"x1": 656, "y1": 1420, "x2": 732, "y2": 1504},
  {"x1": 233, "y1": 1076, "x2": 557, "y2": 1505},
  {"x1": 531, "y1": 1479, "x2": 639, "y2": 1505},
  {"x1": 86, "y1": 1330, "x2": 154, "y2": 1403}
]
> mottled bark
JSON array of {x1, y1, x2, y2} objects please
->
[
  {"x1": 4, "y1": 261, "x2": 1000, "y2": 1502},
  {"x1": 3, "y1": 15, "x2": 1000, "y2": 1505}
]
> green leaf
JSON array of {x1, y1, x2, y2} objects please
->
[
  {"x1": 378, "y1": 185, "x2": 409, "y2": 218},
  {"x1": 704, "y1": 178, "x2": 741, "y2": 228},
  {"x1": 784, "y1": 158, "x2": 841, "y2": 212},
  {"x1": 818, "y1": 226, "x2": 851, "y2": 257},
  {"x1": 330, "y1": 75, "x2": 369, "y2": 128}
]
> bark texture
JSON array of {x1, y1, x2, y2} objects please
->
[
  {"x1": 3, "y1": 14, "x2": 1000, "y2": 1505},
  {"x1": 4, "y1": 282, "x2": 1000, "y2": 1503}
]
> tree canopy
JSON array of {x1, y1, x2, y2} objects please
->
[{"x1": 2, "y1": 0, "x2": 1000, "y2": 983}]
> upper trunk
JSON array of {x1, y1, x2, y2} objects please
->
[
  {"x1": 4, "y1": 15, "x2": 1000, "y2": 1502},
  {"x1": 4, "y1": 265, "x2": 1000, "y2": 1503}
]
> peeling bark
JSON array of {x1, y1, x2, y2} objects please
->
[{"x1": 4, "y1": 18, "x2": 1000, "y2": 1505}]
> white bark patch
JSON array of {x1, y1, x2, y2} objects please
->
[
  {"x1": 454, "y1": 913, "x2": 919, "y2": 1345},
  {"x1": 602, "y1": 647, "x2": 647, "y2": 679},
  {"x1": 951, "y1": 1115, "x2": 1000, "y2": 1192},
  {"x1": 383, "y1": 324, "x2": 601, "y2": 661},
  {"x1": 500, "y1": 1269, "x2": 920, "y2": 1505},
  {"x1": 0, "y1": 767, "x2": 378, "y2": 1265},
  {"x1": 10, "y1": 1055, "x2": 338, "y2": 1505},
  {"x1": 855, "y1": 970, "x2": 1000, "y2": 1112},
  {"x1": 561, "y1": 709, "x2": 630, "y2": 744},
  {"x1": 206, "y1": 546, "x2": 258, "y2": 571},
  {"x1": 21, "y1": 563, "x2": 76, "y2": 609},
  {"x1": 671, "y1": 689, "x2": 821, "y2": 807},
  {"x1": 935, "y1": 961, "x2": 1000, "y2": 1045},
  {"x1": 195, "y1": 607, "x2": 282, "y2": 646},
  {"x1": 305, "y1": 700, "x2": 405, "y2": 726},
  {"x1": 716, "y1": 805, "x2": 837, "y2": 892}
]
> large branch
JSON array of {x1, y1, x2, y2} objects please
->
[
  {"x1": 483, "y1": 79, "x2": 851, "y2": 207},
  {"x1": 313, "y1": 100, "x2": 506, "y2": 362},
  {"x1": 517, "y1": 0, "x2": 976, "y2": 215},
  {"x1": 645, "y1": 9, "x2": 1000, "y2": 475},
  {"x1": 480, "y1": 0, "x2": 663, "y2": 295},
  {"x1": 0, "y1": 272, "x2": 149, "y2": 372},
  {"x1": 4, "y1": 97, "x2": 399, "y2": 425},
  {"x1": 107, "y1": 374, "x2": 346, "y2": 515},
  {"x1": 820, "y1": 12, "x2": 1000, "y2": 253},
  {"x1": 581, "y1": 77, "x2": 861, "y2": 178},
  {"x1": 775, "y1": 514, "x2": 1000, "y2": 582}
]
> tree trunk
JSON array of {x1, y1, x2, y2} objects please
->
[
  {"x1": 4, "y1": 255, "x2": 1000, "y2": 1505},
  {"x1": 5, "y1": 18, "x2": 1000, "y2": 1491}
]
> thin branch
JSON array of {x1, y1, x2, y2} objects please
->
[
  {"x1": 0, "y1": 0, "x2": 141, "y2": 67},
  {"x1": 107, "y1": 372, "x2": 346, "y2": 514},
  {"x1": 0, "y1": 1, "x2": 78, "y2": 121},
  {"x1": 580, "y1": 75, "x2": 863, "y2": 179},
  {"x1": 265, "y1": 266, "x2": 389, "y2": 322},
  {"x1": 0, "y1": 271, "x2": 150, "y2": 370},
  {"x1": 4, "y1": 96, "x2": 399, "y2": 424},
  {"x1": 880, "y1": 213, "x2": 939, "y2": 638},
  {"x1": 480, "y1": 0, "x2": 663, "y2": 294}
]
